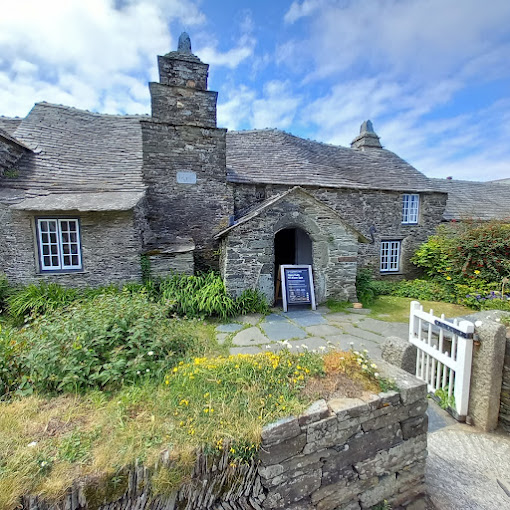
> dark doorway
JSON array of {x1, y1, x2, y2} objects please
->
[{"x1": 274, "y1": 227, "x2": 313, "y2": 280}]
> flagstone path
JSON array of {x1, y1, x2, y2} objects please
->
[{"x1": 217, "y1": 306, "x2": 409, "y2": 358}]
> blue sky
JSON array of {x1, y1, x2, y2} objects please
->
[{"x1": 1, "y1": 0, "x2": 510, "y2": 181}]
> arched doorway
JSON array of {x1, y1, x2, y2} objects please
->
[{"x1": 274, "y1": 227, "x2": 313, "y2": 273}]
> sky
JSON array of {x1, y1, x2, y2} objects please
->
[{"x1": 1, "y1": 0, "x2": 510, "y2": 181}]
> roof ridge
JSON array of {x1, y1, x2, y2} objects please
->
[{"x1": 33, "y1": 102, "x2": 150, "y2": 119}]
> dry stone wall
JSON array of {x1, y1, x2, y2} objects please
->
[{"x1": 20, "y1": 364, "x2": 428, "y2": 510}]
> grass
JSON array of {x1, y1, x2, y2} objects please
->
[
  {"x1": 367, "y1": 296, "x2": 475, "y2": 323},
  {"x1": 0, "y1": 347, "x2": 391, "y2": 508}
]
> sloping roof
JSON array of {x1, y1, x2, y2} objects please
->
[
  {"x1": 432, "y1": 178, "x2": 510, "y2": 221},
  {"x1": 10, "y1": 191, "x2": 144, "y2": 212},
  {"x1": 2, "y1": 102, "x2": 146, "y2": 193},
  {"x1": 215, "y1": 186, "x2": 369, "y2": 242},
  {"x1": 226, "y1": 129, "x2": 437, "y2": 193},
  {"x1": 0, "y1": 117, "x2": 22, "y2": 136}
]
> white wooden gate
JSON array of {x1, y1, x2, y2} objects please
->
[{"x1": 409, "y1": 300, "x2": 474, "y2": 418}]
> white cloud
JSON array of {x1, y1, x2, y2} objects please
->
[
  {"x1": 252, "y1": 81, "x2": 302, "y2": 129},
  {"x1": 0, "y1": 0, "x2": 204, "y2": 116},
  {"x1": 217, "y1": 80, "x2": 302, "y2": 131},
  {"x1": 217, "y1": 85, "x2": 257, "y2": 130},
  {"x1": 282, "y1": 0, "x2": 510, "y2": 83},
  {"x1": 284, "y1": 0, "x2": 326, "y2": 24},
  {"x1": 195, "y1": 11, "x2": 256, "y2": 69}
]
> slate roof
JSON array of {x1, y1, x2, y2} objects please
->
[
  {"x1": 226, "y1": 129, "x2": 437, "y2": 192},
  {"x1": 432, "y1": 178, "x2": 510, "y2": 221},
  {"x1": 0, "y1": 117, "x2": 22, "y2": 136},
  {"x1": 215, "y1": 186, "x2": 369, "y2": 242},
  {"x1": 10, "y1": 191, "x2": 144, "y2": 212},
  {"x1": 2, "y1": 102, "x2": 146, "y2": 193}
]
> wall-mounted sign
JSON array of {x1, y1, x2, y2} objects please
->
[
  {"x1": 176, "y1": 171, "x2": 197, "y2": 184},
  {"x1": 280, "y1": 264, "x2": 316, "y2": 312}
]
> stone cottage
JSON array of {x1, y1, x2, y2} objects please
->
[{"x1": 1, "y1": 33, "x2": 485, "y2": 304}]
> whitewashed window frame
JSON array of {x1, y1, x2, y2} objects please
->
[
  {"x1": 402, "y1": 194, "x2": 419, "y2": 224},
  {"x1": 380, "y1": 240, "x2": 401, "y2": 273},
  {"x1": 36, "y1": 218, "x2": 83, "y2": 272}
]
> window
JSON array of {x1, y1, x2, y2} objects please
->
[
  {"x1": 37, "y1": 219, "x2": 82, "y2": 271},
  {"x1": 402, "y1": 194, "x2": 419, "y2": 224},
  {"x1": 380, "y1": 240, "x2": 401, "y2": 272}
]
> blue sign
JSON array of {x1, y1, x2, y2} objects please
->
[{"x1": 281, "y1": 265, "x2": 317, "y2": 312}]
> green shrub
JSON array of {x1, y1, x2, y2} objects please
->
[
  {"x1": 7, "y1": 282, "x2": 79, "y2": 321},
  {"x1": 236, "y1": 288, "x2": 270, "y2": 315},
  {"x1": 391, "y1": 279, "x2": 454, "y2": 302},
  {"x1": 356, "y1": 268, "x2": 377, "y2": 306},
  {"x1": 0, "y1": 324, "x2": 30, "y2": 399},
  {"x1": 19, "y1": 291, "x2": 198, "y2": 393},
  {"x1": 413, "y1": 220, "x2": 510, "y2": 284},
  {"x1": 158, "y1": 272, "x2": 268, "y2": 319},
  {"x1": 0, "y1": 273, "x2": 11, "y2": 314},
  {"x1": 370, "y1": 280, "x2": 398, "y2": 296}
]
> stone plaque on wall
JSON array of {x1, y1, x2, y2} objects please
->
[{"x1": 176, "y1": 171, "x2": 197, "y2": 184}]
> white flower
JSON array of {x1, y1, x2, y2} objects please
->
[
  {"x1": 300, "y1": 344, "x2": 309, "y2": 350},
  {"x1": 349, "y1": 342, "x2": 354, "y2": 346},
  {"x1": 148, "y1": 351, "x2": 154, "y2": 356},
  {"x1": 371, "y1": 363, "x2": 377, "y2": 369},
  {"x1": 146, "y1": 368, "x2": 150, "y2": 372},
  {"x1": 137, "y1": 371, "x2": 141, "y2": 375},
  {"x1": 319, "y1": 346, "x2": 326, "y2": 351},
  {"x1": 27, "y1": 441, "x2": 38, "y2": 448},
  {"x1": 374, "y1": 372, "x2": 380, "y2": 378},
  {"x1": 266, "y1": 344, "x2": 271, "y2": 349}
]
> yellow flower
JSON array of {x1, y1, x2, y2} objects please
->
[
  {"x1": 474, "y1": 270, "x2": 480, "y2": 274},
  {"x1": 446, "y1": 276, "x2": 452, "y2": 280}
]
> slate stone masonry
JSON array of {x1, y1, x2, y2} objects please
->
[
  {"x1": 259, "y1": 364, "x2": 428, "y2": 509},
  {"x1": 18, "y1": 363, "x2": 428, "y2": 510}
]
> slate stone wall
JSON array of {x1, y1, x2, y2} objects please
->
[
  {"x1": 258, "y1": 366, "x2": 428, "y2": 509},
  {"x1": 141, "y1": 120, "x2": 232, "y2": 271},
  {"x1": 149, "y1": 82, "x2": 218, "y2": 128},
  {"x1": 233, "y1": 184, "x2": 447, "y2": 280},
  {"x1": 19, "y1": 363, "x2": 428, "y2": 510},
  {"x1": 221, "y1": 189, "x2": 360, "y2": 303},
  {"x1": 0, "y1": 205, "x2": 142, "y2": 287},
  {"x1": 500, "y1": 337, "x2": 510, "y2": 432},
  {"x1": 157, "y1": 54, "x2": 209, "y2": 90}
]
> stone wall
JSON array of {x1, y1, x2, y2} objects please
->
[
  {"x1": 0, "y1": 204, "x2": 142, "y2": 287},
  {"x1": 0, "y1": 135, "x2": 28, "y2": 177},
  {"x1": 233, "y1": 184, "x2": 447, "y2": 280},
  {"x1": 500, "y1": 336, "x2": 510, "y2": 432},
  {"x1": 140, "y1": 121, "x2": 232, "y2": 272},
  {"x1": 220, "y1": 188, "x2": 361, "y2": 304},
  {"x1": 19, "y1": 363, "x2": 428, "y2": 510}
]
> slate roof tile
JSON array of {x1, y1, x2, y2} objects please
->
[
  {"x1": 431, "y1": 178, "x2": 510, "y2": 221},
  {"x1": 2, "y1": 102, "x2": 146, "y2": 193},
  {"x1": 226, "y1": 129, "x2": 437, "y2": 192}
]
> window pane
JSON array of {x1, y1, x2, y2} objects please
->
[
  {"x1": 63, "y1": 255, "x2": 71, "y2": 266},
  {"x1": 49, "y1": 222, "x2": 57, "y2": 232},
  {"x1": 61, "y1": 221, "x2": 68, "y2": 231},
  {"x1": 52, "y1": 256, "x2": 59, "y2": 266}
]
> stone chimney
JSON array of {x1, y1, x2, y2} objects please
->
[
  {"x1": 350, "y1": 120, "x2": 382, "y2": 150},
  {"x1": 149, "y1": 32, "x2": 218, "y2": 127}
]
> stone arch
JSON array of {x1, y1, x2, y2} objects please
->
[{"x1": 272, "y1": 214, "x2": 328, "y2": 303}]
